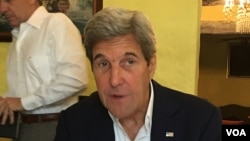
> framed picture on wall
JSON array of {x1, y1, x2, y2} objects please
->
[{"x1": 0, "y1": 0, "x2": 103, "y2": 42}]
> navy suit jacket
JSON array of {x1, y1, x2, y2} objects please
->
[{"x1": 54, "y1": 80, "x2": 222, "y2": 141}]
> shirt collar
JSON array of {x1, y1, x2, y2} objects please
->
[
  {"x1": 11, "y1": 6, "x2": 49, "y2": 38},
  {"x1": 11, "y1": 6, "x2": 49, "y2": 39},
  {"x1": 145, "y1": 80, "x2": 154, "y2": 132},
  {"x1": 26, "y1": 6, "x2": 49, "y2": 29}
]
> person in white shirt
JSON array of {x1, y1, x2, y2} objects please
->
[
  {"x1": 54, "y1": 7, "x2": 221, "y2": 141},
  {"x1": 0, "y1": 0, "x2": 88, "y2": 141}
]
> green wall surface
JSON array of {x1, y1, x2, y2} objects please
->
[
  {"x1": 0, "y1": 43, "x2": 8, "y2": 94},
  {"x1": 0, "y1": 43, "x2": 9, "y2": 141}
]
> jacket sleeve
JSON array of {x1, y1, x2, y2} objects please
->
[
  {"x1": 54, "y1": 110, "x2": 70, "y2": 141},
  {"x1": 199, "y1": 107, "x2": 222, "y2": 141}
]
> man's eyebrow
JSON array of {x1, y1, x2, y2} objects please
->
[
  {"x1": 93, "y1": 52, "x2": 139, "y2": 61},
  {"x1": 124, "y1": 52, "x2": 138, "y2": 58},
  {"x1": 93, "y1": 54, "x2": 104, "y2": 61}
]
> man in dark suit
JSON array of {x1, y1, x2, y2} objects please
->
[{"x1": 54, "y1": 7, "x2": 222, "y2": 141}]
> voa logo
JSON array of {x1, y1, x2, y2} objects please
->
[{"x1": 226, "y1": 129, "x2": 246, "y2": 136}]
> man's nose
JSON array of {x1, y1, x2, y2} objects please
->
[{"x1": 109, "y1": 66, "x2": 124, "y2": 88}]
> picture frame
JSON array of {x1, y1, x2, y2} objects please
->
[{"x1": 0, "y1": 0, "x2": 103, "y2": 42}]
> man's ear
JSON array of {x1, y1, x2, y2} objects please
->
[{"x1": 149, "y1": 55, "x2": 156, "y2": 78}]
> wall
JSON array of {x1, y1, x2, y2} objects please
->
[
  {"x1": 0, "y1": 43, "x2": 10, "y2": 141},
  {"x1": 0, "y1": 0, "x2": 201, "y2": 96},
  {"x1": 199, "y1": 34, "x2": 250, "y2": 107},
  {"x1": 103, "y1": 0, "x2": 201, "y2": 94},
  {"x1": 0, "y1": 43, "x2": 8, "y2": 94}
]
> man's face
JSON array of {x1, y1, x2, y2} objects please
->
[
  {"x1": 0, "y1": 0, "x2": 33, "y2": 27},
  {"x1": 57, "y1": 1, "x2": 69, "y2": 13},
  {"x1": 92, "y1": 34, "x2": 156, "y2": 120}
]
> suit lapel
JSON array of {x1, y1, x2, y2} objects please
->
[
  {"x1": 90, "y1": 116, "x2": 115, "y2": 141},
  {"x1": 89, "y1": 96, "x2": 115, "y2": 141},
  {"x1": 151, "y1": 80, "x2": 179, "y2": 141}
]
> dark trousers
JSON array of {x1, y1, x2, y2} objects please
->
[{"x1": 14, "y1": 121, "x2": 57, "y2": 141}]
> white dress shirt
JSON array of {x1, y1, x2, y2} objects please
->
[
  {"x1": 109, "y1": 81, "x2": 154, "y2": 141},
  {"x1": 4, "y1": 6, "x2": 88, "y2": 114}
]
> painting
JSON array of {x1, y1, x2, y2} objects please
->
[
  {"x1": 202, "y1": 0, "x2": 224, "y2": 6},
  {"x1": 0, "y1": 0, "x2": 103, "y2": 42}
]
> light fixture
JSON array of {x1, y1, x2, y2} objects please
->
[{"x1": 223, "y1": 0, "x2": 250, "y2": 33}]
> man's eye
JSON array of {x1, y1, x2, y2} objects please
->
[
  {"x1": 122, "y1": 59, "x2": 136, "y2": 67},
  {"x1": 127, "y1": 60, "x2": 134, "y2": 65},
  {"x1": 98, "y1": 61, "x2": 108, "y2": 67}
]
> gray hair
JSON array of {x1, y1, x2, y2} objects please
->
[{"x1": 84, "y1": 7, "x2": 156, "y2": 65}]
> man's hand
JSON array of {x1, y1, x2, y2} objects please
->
[
  {"x1": 0, "y1": 97, "x2": 12, "y2": 124},
  {"x1": 5, "y1": 97, "x2": 24, "y2": 111},
  {"x1": 0, "y1": 97, "x2": 24, "y2": 125}
]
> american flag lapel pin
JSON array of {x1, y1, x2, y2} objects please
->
[{"x1": 166, "y1": 131, "x2": 174, "y2": 137}]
